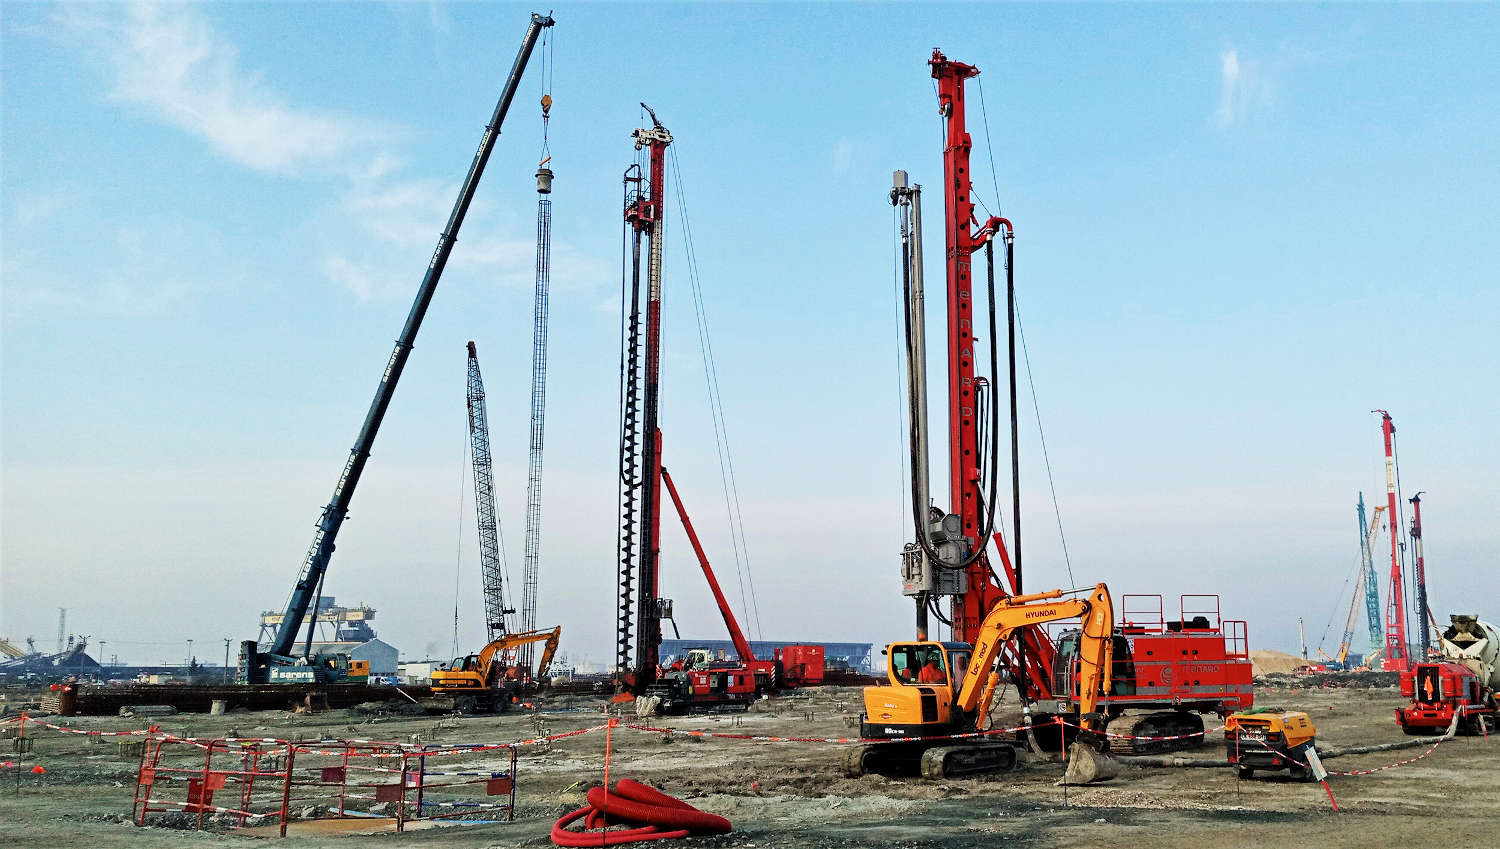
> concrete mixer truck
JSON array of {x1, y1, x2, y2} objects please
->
[{"x1": 1396, "y1": 615, "x2": 1498, "y2": 735}]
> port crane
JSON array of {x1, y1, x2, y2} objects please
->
[{"x1": 242, "y1": 12, "x2": 554, "y2": 683}]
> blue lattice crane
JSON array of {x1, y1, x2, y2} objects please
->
[{"x1": 1358, "y1": 494, "x2": 1386, "y2": 656}]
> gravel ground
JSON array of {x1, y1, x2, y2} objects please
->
[{"x1": 1, "y1": 681, "x2": 1495, "y2": 848}]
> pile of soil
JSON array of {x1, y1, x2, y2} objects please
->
[{"x1": 1249, "y1": 649, "x2": 1302, "y2": 676}]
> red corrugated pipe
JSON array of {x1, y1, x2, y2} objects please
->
[{"x1": 551, "y1": 779, "x2": 731, "y2": 846}]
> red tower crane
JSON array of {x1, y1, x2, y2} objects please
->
[{"x1": 1375, "y1": 410, "x2": 1409, "y2": 672}]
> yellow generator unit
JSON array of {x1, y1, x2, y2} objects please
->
[{"x1": 1224, "y1": 709, "x2": 1316, "y2": 780}]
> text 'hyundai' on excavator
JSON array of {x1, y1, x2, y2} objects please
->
[{"x1": 848, "y1": 584, "x2": 1117, "y2": 782}]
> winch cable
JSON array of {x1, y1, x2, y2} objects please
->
[
  {"x1": 1392, "y1": 432, "x2": 1418, "y2": 627},
  {"x1": 666, "y1": 145, "x2": 765, "y2": 642},
  {"x1": 900, "y1": 231, "x2": 1002, "y2": 572},
  {"x1": 891, "y1": 204, "x2": 912, "y2": 547},
  {"x1": 1013, "y1": 298, "x2": 1076, "y2": 590},
  {"x1": 899, "y1": 82, "x2": 1001, "y2": 574},
  {"x1": 977, "y1": 73, "x2": 1079, "y2": 591},
  {"x1": 1315, "y1": 544, "x2": 1369, "y2": 655},
  {"x1": 452, "y1": 416, "x2": 470, "y2": 660}
]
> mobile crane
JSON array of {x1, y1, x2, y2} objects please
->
[
  {"x1": 240, "y1": 12, "x2": 554, "y2": 684},
  {"x1": 850, "y1": 584, "x2": 1115, "y2": 781}
]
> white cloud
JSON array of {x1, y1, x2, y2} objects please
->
[
  {"x1": 1214, "y1": 46, "x2": 1282, "y2": 129},
  {"x1": 1216, "y1": 49, "x2": 1242, "y2": 127},
  {"x1": 2, "y1": 190, "x2": 211, "y2": 319},
  {"x1": 344, "y1": 178, "x2": 457, "y2": 250},
  {"x1": 57, "y1": 3, "x2": 383, "y2": 176},
  {"x1": 43, "y1": 3, "x2": 612, "y2": 309},
  {"x1": 832, "y1": 138, "x2": 856, "y2": 173}
]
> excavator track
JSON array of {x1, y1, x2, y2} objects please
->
[
  {"x1": 919, "y1": 743, "x2": 1020, "y2": 778},
  {"x1": 845, "y1": 740, "x2": 1020, "y2": 778},
  {"x1": 843, "y1": 742, "x2": 926, "y2": 777},
  {"x1": 1105, "y1": 711, "x2": 1205, "y2": 755}
]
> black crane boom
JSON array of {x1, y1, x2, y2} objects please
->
[{"x1": 250, "y1": 12, "x2": 554, "y2": 680}]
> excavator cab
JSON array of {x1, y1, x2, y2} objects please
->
[
  {"x1": 860, "y1": 641, "x2": 972, "y2": 738},
  {"x1": 889, "y1": 643, "x2": 969, "y2": 687}
]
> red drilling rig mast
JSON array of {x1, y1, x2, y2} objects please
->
[
  {"x1": 616, "y1": 105, "x2": 672, "y2": 694},
  {"x1": 1409, "y1": 491, "x2": 1430, "y2": 659},
  {"x1": 922, "y1": 51, "x2": 1054, "y2": 698},
  {"x1": 611, "y1": 107, "x2": 772, "y2": 704},
  {"x1": 1375, "y1": 410, "x2": 1409, "y2": 671}
]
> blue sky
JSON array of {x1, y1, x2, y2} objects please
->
[{"x1": 3, "y1": 2, "x2": 1496, "y2": 667}]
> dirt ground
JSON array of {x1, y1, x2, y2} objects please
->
[{"x1": 2, "y1": 679, "x2": 1495, "y2": 848}]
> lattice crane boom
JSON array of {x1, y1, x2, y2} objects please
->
[
  {"x1": 468, "y1": 342, "x2": 514, "y2": 641},
  {"x1": 519, "y1": 123, "x2": 554, "y2": 669}
]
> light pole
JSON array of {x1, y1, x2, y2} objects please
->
[
  {"x1": 187, "y1": 638, "x2": 194, "y2": 668},
  {"x1": 223, "y1": 638, "x2": 232, "y2": 682}
]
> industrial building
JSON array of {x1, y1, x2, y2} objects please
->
[{"x1": 659, "y1": 640, "x2": 874, "y2": 674}]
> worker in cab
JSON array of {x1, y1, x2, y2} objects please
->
[{"x1": 918, "y1": 651, "x2": 947, "y2": 684}]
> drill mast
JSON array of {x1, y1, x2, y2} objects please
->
[{"x1": 616, "y1": 106, "x2": 672, "y2": 693}]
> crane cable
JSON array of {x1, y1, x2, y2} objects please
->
[
  {"x1": 976, "y1": 75, "x2": 1077, "y2": 590},
  {"x1": 1314, "y1": 535, "x2": 1371, "y2": 655},
  {"x1": 890, "y1": 205, "x2": 912, "y2": 551},
  {"x1": 666, "y1": 144, "x2": 765, "y2": 642},
  {"x1": 452, "y1": 412, "x2": 470, "y2": 660},
  {"x1": 538, "y1": 23, "x2": 553, "y2": 162}
]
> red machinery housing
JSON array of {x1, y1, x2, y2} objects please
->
[
  {"x1": 775, "y1": 645, "x2": 826, "y2": 687},
  {"x1": 1053, "y1": 594, "x2": 1254, "y2": 754},
  {"x1": 1397, "y1": 661, "x2": 1497, "y2": 736}
]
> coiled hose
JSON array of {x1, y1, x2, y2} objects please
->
[{"x1": 551, "y1": 779, "x2": 731, "y2": 846}]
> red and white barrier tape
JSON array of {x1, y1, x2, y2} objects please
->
[
  {"x1": 1256, "y1": 735, "x2": 1451, "y2": 777},
  {"x1": 19, "y1": 717, "x2": 150, "y2": 737}
]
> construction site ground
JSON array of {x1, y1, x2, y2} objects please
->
[{"x1": 2, "y1": 678, "x2": 1494, "y2": 848}]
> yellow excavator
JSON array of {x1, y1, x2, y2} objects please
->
[
  {"x1": 847, "y1": 584, "x2": 1117, "y2": 782},
  {"x1": 426, "y1": 626, "x2": 561, "y2": 713}
]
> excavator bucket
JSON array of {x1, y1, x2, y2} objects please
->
[{"x1": 1061, "y1": 741, "x2": 1119, "y2": 785}]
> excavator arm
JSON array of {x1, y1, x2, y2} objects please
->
[
  {"x1": 954, "y1": 583, "x2": 1114, "y2": 730},
  {"x1": 535, "y1": 626, "x2": 562, "y2": 678},
  {"x1": 475, "y1": 627, "x2": 563, "y2": 678}
]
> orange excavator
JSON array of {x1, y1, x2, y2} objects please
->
[
  {"x1": 848, "y1": 584, "x2": 1116, "y2": 781},
  {"x1": 427, "y1": 626, "x2": 561, "y2": 713}
]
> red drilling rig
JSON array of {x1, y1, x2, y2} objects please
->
[
  {"x1": 612, "y1": 107, "x2": 776, "y2": 713},
  {"x1": 890, "y1": 51, "x2": 1251, "y2": 756},
  {"x1": 1374, "y1": 410, "x2": 1410, "y2": 671}
]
